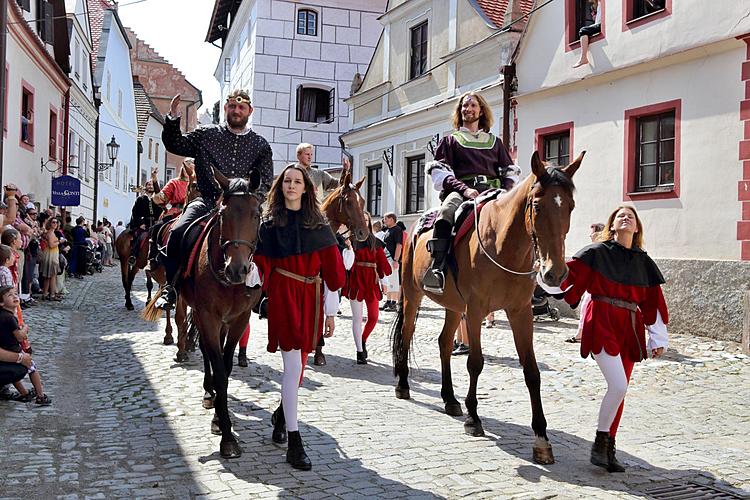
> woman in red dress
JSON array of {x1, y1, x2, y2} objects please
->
[
  {"x1": 343, "y1": 212, "x2": 391, "y2": 364},
  {"x1": 555, "y1": 205, "x2": 669, "y2": 472},
  {"x1": 255, "y1": 165, "x2": 346, "y2": 471}
]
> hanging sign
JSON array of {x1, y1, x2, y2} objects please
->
[{"x1": 51, "y1": 175, "x2": 81, "y2": 207}]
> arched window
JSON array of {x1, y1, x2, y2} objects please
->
[
  {"x1": 296, "y1": 85, "x2": 335, "y2": 123},
  {"x1": 297, "y1": 9, "x2": 318, "y2": 36}
]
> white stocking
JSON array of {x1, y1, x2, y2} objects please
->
[
  {"x1": 281, "y1": 349, "x2": 303, "y2": 432},
  {"x1": 351, "y1": 299, "x2": 364, "y2": 352},
  {"x1": 594, "y1": 351, "x2": 629, "y2": 432}
]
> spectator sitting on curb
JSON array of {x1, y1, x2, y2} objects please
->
[{"x1": 0, "y1": 286, "x2": 51, "y2": 405}]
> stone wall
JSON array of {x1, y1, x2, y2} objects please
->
[{"x1": 551, "y1": 258, "x2": 750, "y2": 343}]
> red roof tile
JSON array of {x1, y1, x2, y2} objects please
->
[{"x1": 474, "y1": 0, "x2": 534, "y2": 28}]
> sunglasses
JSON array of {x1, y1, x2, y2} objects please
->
[{"x1": 227, "y1": 96, "x2": 251, "y2": 105}]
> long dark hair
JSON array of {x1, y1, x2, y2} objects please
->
[{"x1": 267, "y1": 165, "x2": 327, "y2": 228}]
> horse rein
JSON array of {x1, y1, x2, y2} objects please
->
[
  {"x1": 333, "y1": 183, "x2": 361, "y2": 240},
  {"x1": 472, "y1": 182, "x2": 542, "y2": 279}
]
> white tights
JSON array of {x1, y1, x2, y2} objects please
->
[
  {"x1": 351, "y1": 299, "x2": 364, "y2": 352},
  {"x1": 281, "y1": 349, "x2": 303, "y2": 432},
  {"x1": 594, "y1": 351, "x2": 629, "y2": 432}
]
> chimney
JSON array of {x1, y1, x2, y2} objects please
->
[{"x1": 504, "y1": 0, "x2": 526, "y2": 29}]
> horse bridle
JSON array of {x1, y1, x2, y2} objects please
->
[
  {"x1": 333, "y1": 183, "x2": 361, "y2": 240},
  {"x1": 208, "y1": 190, "x2": 261, "y2": 286}
]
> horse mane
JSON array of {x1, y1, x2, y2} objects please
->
[
  {"x1": 537, "y1": 166, "x2": 575, "y2": 192},
  {"x1": 320, "y1": 185, "x2": 343, "y2": 213}
]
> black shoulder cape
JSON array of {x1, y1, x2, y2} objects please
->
[
  {"x1": 257, "y1": 208, "x2": 338, "y2": 258},
  {"x1": 573, "y1": 241, "x2": 665, "y2": 287}
]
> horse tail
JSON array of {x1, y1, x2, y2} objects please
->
[
  {"x1": 142, "y1": 289, "x2": 163, "y2": 322},
  {"x1": 390, "y1": 295, "x2": 407, "y2": 377}
]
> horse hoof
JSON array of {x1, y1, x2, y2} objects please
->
[
  {"x1": 395, "y1": 387, "x2": 410, "y2": 400},
  {"x1": 163, "y1": 336, "x2": 174, "y2": 346},
  {"x1": 211, "y1": 419, "x2": 221, "y2": 435},
  {"x1": 202, "y1": 396, "x2": 215, "y2": 410},
  {"x1": 126, "y1": 303, "x2": 134, "y2": 311},
  {"x1": 220, "y1": 440, "x2": 242, "y2": 459},
  {"x1": 445, "y1": 402, "x2": 463, "y2": 416},
  {"x1": 464, "y1": 418, "x2": 485, "y2": 437},
  {"x1": 174, "y1": 352, "x2": 189, "y2": 363},
  {"x1": 533, "y1": 446, "x2": 555, "y2": 465}
]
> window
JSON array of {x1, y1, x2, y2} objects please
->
[
  {"x1": 77, "y1": 138, "x2": 84, "y2": 178},
  {"x1": 105, "y1": 72, "x2": 111, "y2": 102},
  {"x1": 117, "y1": 90, "x2": 123, "y2": 118},
  {"x1": 68, "y1": 131, "x2": 76, "y2": 172},
  {"x1": 48, "y1": 109, "x2": 57, "y2": 159},
  {"x1": 115, "y1": 160, "x2": 121, "y2": 190},
  {"x1": 296, "y1": 86, "x2": 335, "y2": 123},
  {"x1": 124, "y1": 165, "x2": 129, "y2": 192},
  {"x1": 155, "y1": 143, "x2": 160, "y2": 163},
  {"x1": 20, "y1": 83, "x2": 34, "y2": 149},
  {"x1": 166, "y1": 167, "x2": 175, "y2": 181},
  {"x1": 36, "y1": 0, "x2": 54, "y2": 43},
  {"x1": 297, "y1": 9, "x2": 318, "y2": 36},
  {"x1": 623, "y1": 99, "x2": 680, "y2": 200},
  {"x1": 623, "y1": 0, "x2": 670, "y2": 29},
  {"x1": 148, "y1": 138, "x2": 152, "y2": 159},
  {"x1": 536, "y1": 122, "x2": 574, "y2": 167},
  {"x1": 84, "y1": 144, "x2": 90, "y2": 181},
  {"x1": 223, "y1": 58, "x2": 231, "y2": 83},
  {"x1": 366, "y1": 164, "x2": 382, "y2": 216},
  {"x1": 74, "y1": 39, "x2": 81, "y2": 78},
  {"x1": 565, "y1": 0, "x2": 605, "y2": 50},
  {"x1": 409, "y1": 21, "x2": 428, "y2": 79},
  {"x1": 405, "y1": 155, "x2": 425, "y2": 214},
  {"x1": 16, "y1": 0, "x2": 30, "y2": 12}
]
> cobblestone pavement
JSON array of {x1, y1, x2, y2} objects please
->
[{"x1": 1, "y1": 266, "x2": 748, "y2": 499}]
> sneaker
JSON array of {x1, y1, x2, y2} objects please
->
[{"x1": 452, "y1": 343, "x2": 470, "y2": 356}]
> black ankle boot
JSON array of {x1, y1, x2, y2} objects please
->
[
  {"x1": 590, "y1": 431, "x2": 610, "y2": 469},
  {"x1": 356, "y1": 351, "x2": 367, "y2": 365},
  {"x1": 237, "y1": 348, "x2": 248, "y2": 367},
  {"x1": 607, "y1": 435, "x2": 626, "y2": 472},
  {"x1": 422, "y1": 223, "x2": 451, "y2": 294},
  {"x1": 362, "y1": 341, "x2": 367, "y2": 360},
  {"x1": 156, "y1": 285, "x2": 177, "y2": 311},
  {"x1": 286, "y1": 431, "x2": 312, "y2": 470},
  {"x1": 271, "y1": 404, "x2": 287, "y2": 444}
]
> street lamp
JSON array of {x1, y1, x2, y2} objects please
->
[{"x1": 98, "y1": 135, "x2": 120, "y2": 171}]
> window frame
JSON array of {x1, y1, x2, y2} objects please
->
[
  {"x1": 405, "y1": 155, "x2": 426, "y2": 215},
  {"x1": 48, "y1": 105, "x2": 58, "y2": 160},
  {"x1": 366, "y1": 163, "x2": 383, "y2": 216},
  {"x1": 564, "y1": 0, "x2": 606, "y2": 52},
  {"x1": 623, "y1": 99, "x2": 681, "y2": 201},
  {"x1": 295, "y1": 85, "x2": 335, "y2": 123},
  {"x1": 409, "y1": 21, "x2": 429, "y2": 80},
  {"x1": 297, "y1": 9, "x2": 318, "y2": 37},
  {"x1": 622, "y1": 0, "x2": 671, "y2": 30},
  {"x1": 20, "y1": 80, "x2": 35, "y2": 152},
  {"x1": 535, "y1": 122, "x2": 574, "y2": 167},
  {"x1": 3, "y1": 64, "x2": 8, "y2": 138}
]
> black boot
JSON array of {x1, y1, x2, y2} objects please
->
[
  {"x1": 607, "y1": 435, "x2": 626, "y2": 472},
  {"x1": 237, "y1": 348, "x2": 248, "y2": 367},
  {"x1": 356, "y1": 351, "x2": 367, "y2": 365},
  {"x1": 590, "y1": 431, "x2": 610, "y2": 469},
  {"x1": 271, "y1": 404, "x2": 287, "y2": 444},
  {"x1": 313, "y1": 345, "x2": 326, "y2": 366},
  {"x1": 286, "y1": 431, "x2": 312, "y2": 470},
  {"x1": 422, "y1": 220, "x2": 452, "y2": 294},
  {"x1": 362, "y1": 341, "x2": 367, "y2": 360},
  {"x1": 155, "y1": 284, "x2": 177, "y2": 311}
]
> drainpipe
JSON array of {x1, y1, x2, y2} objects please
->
[
  {"x1": 62, "y1": 88, "x2": 70, "y2": 174},
  {"x1": 92, "y1": 90, "x2": 101, "y2": 223},
  {"x1": 502, "y1": 64, "x2": 515, "y2": 149},
  {"x1": 0, "y1": 0, "x2": 7, "y2": 189}
]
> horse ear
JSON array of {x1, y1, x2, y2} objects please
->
[
  {"x1": 214, "y1": 167, "x2": 230, "y2": 191},
  {"x1": 339, "y1": 168, "x2": 352, "y2": 187},
  {"x1": 354, "y1": 176, "x2": 365, "y2": 191},
  {"x1": 531, "y1": 151, "x2": 546, "y2": 179},
  {"x1": 562, "y1": 150, "x2": 585, "y2": 178},
  {"x1": 247, "y1": 169, "x2": 261, "y2": 192}
]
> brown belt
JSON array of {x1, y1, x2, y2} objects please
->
[
  {"x1": 355, "y1": 262, "x2": 377, "y2": 268},
  {"x1": 591, "y1": 295, "x2": 643, "y2": 360},
  {"x1": 274, "y1": 267, "x2": 323, "y2": 348}
]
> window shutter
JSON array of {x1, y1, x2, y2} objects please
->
[
  {"x1": 327, "y1": 87, "x2": 335, "y2": 122},
  {"x1": 296, "y1": 85, "x2": 303, "y2": 122},
  {"x1": 18, "y1": 0, "x2": 31, "y2": 11}
]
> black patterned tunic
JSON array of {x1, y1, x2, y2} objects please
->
[{"x1": 161, "y1": 116, "x2": 274, "y2": 204}]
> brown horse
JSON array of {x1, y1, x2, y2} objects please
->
[
  {"x1": 115, "y1": 228, "x2": 154, "y2": 311},
  {"x1": 391, "y1": 151, "x2": 584, "y2": 465},
  {"x1": 145, "y1": 169, "x2": 263, "y2": 459},
  {"x1": 321, "y1": 168, "x2": 369, "y2": 243}
]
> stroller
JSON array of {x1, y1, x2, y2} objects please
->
[
  {"x1": 532, "y1": 285, "x2": 560, "y2": 322},
  {"x1": 84, "y1": 238, "x2": 104, "y2": 275}
]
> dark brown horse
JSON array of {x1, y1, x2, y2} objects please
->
[
  {"x1": 391, "y1": 151, "x2": 584, "y2": 465},
  {"x1": 115, "y1": 228, "x2": 154, "y2": 311},
  {"x1": 321, "y1": 168, "x2": 369, "y2": 243},
  {"x1": 145, "y1": 169, "x2": 263, "y2": 459}
]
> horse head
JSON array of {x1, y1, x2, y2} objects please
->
[
  {"x1": 321, "y1": 169, "x2": 369, "y2": 242},
  {"x1": 528, "y1": 150, "x2": 584, "y2": 287},
  {"x1": 214, "y1": 168, "x2": 263, "y2": 285}
]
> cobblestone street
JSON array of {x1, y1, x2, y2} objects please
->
[{"x1": 1, "y1": 267, "x2": 748, "y2": 499}]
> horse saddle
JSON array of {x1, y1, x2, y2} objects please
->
[{"x1": 414, "y1": 188, "x2": 505, "y2": 248}]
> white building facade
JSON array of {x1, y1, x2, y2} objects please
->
[
  {"x1": 513, "y1": 0, "x2": 750, "y2": 341},
  {"x1": 207, "y1": 0, "x2": 386, "y2": 172},
  {"x1": 90, "y1": 4, "x2": 138, "y2": 224},
  {"x1": 65, "y1": 0, "x2": 97, "y2": 221}
]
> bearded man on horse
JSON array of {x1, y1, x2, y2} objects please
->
[
  {"x1": 422, "y1": 91, "x2": 521, "y2": 294},
  {"x1": 155, "y1": 89, "x2": 274, "y2": 310},
  {"x1": 127, "y1": 166, "x2": 163, "y2": 266}
]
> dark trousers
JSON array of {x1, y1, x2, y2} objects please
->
[
  {"x1": 22, "y1": 248, "x2": 36, "y2": 295},
  {"x1": 73, "y1": 245, "x2": 87, "y2": 276},
  {"x1": 0, "y1": 361, "x2": 26, "y2": 386},
  {"x1": 164, "y1": 198, "x2": 210, "y2": 285}
]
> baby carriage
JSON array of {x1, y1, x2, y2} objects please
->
[
  {"x1": 532, "y1": 285, "x2": 560, "y2": 322},
  {"x1": 84, "y1": 238, "x2": 104, "y2": 275}
]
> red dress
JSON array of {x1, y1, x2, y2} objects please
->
[
  {"x1": 561, "y1": 241, "x2": 669, "y2": 362},
  {"x1": 255, "y1": 245, "x2": 345, "y2": 353},
  {"x1": 160, "y1": 178, "x2": 189, "y2": 217},
  {"x1": 342, "y1": 245, "x2": 391, "y2": 302}
]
